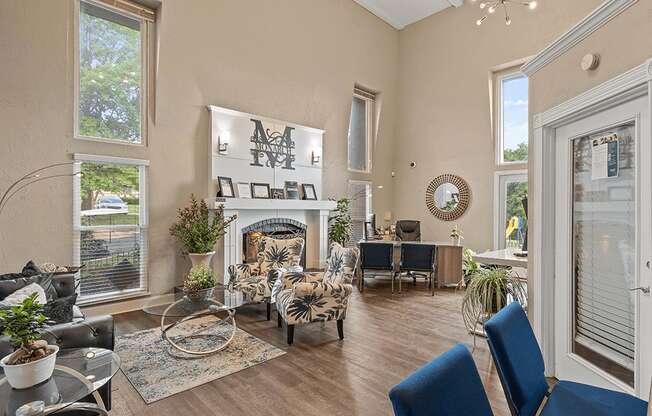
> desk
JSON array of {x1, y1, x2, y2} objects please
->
[
  {"x1": 472, "y1": 248, "x2": 527, "y2": 269},
  {"x1": 359, "y1": 240, "x2": 463, "y2": 289}
]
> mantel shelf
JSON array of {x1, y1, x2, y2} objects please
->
[{"x1": 206, "y1": 198, "x2": 336, "y2": 211}]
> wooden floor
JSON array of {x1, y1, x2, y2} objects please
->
[{"x1": 110, "y1": 278, "x2": 510, "y2": 416}]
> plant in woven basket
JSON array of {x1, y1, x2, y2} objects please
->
[
  {"x1": 0, "y1": 293, "x2": 52, "y2": 365},
  {"x1": 183, "y1": 265, "x2": 216, "y2": 293},
  {"x1": 461, "y1": 268, "x2": 526, "y2": 347},
  {"x1": 328, "y1": 198, "x2": 352, "y2": 246},
  {"x1": 169, "y1": 194, "x2": 237, "y2": 254}
]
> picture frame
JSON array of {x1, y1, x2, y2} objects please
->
[
  {"x1": 236, "y1": 182, "x2": 251, "y2": 199},
  {"x1": 251, "y1": 183, "x2": 271, "y2": 199},
  {"x1": 271, "y1": 188, "x2": 285, "y2": 199},
  {"x1": 285, "y1": 181, "x2": 300, "y2": 200},
  {"x1": 302, "y1": 184, "x2": 317, "y2": 200},
  {"x1": 217, "y1": 176, "x2": 235, "y2": 198}
]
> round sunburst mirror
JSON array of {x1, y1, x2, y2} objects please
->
[{"x1": 426, "y1": 174, "x2": 471, "y2": 221}]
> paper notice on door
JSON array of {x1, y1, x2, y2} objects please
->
[{"x1": 591, "y1": 133, "x2": 619, "y2": 180}]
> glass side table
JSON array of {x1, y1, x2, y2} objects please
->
[{"x1": 0, "y1": 348, "x2": 120, "y2": 416}]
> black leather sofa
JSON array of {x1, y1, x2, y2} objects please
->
[{"x1": 0, "y1": 273, "x2": 115, "y2": 410}]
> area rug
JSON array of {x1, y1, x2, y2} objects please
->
[{"x1": 115, "y1": 316, "x2": 286, "y2": 403}]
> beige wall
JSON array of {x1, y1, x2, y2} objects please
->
[
  {"x1": 393, "y1": 0, "x2": 601, "y2": 251},
  {"x1": 0, "y1": 0, "x2": 398, "y2": 297}
]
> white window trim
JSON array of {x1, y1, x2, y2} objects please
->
[
  {"x1": 73, "y1": 0, "x2": 150, "y2": 147},
  {"x1": 73, "y1": 153, "x2": 149, "y2": 305},
  {"x1": 493, "y1": 169, "x2": 527, "y2": 250},
  {"x1": 495, "y1": 71, "x2": 528, "y2": 166},
  {"x1": 347, "y1": 93, "x2": 374, "y2": 174}
]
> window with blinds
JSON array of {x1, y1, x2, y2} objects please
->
[
  {"x1": 348, "y1": 181, "x2": 372, "y2": 246},
  {"x1": 572, "y1": 122, "x2": 635, "y2": 387},
  {"x1": 74, "y1": 156, "x2": 148, "y2": 303},
  {"x1": 347, "y1": 86, "x2": 375, "y2": 173}
]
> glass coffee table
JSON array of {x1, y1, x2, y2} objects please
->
[
  {"x1": 143, "y1": 285, "x2": 255, "y2": 356},
  {"x1": 0, "y1": 347, "x2": 120, "y2": 416}
]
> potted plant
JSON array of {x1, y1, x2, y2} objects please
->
[
  {"x1": 0, "y1": 293, "x2": 59, "y2": 389},
  {"x1": 461, "y1": 268, "x2": 526, "y2": 344},
  {"x1": 183, "y1": 265, "x2": 217, "y2": 301},
  {"x1": 328, "y1": 198, "x2": 352, "y2": 246},
  {"x1": 450, "y1": 225, "x2": 463, "y2": 246},
  {"x1": 170, "y1": 194, "x2": 237, "y2": 268},
  {"x1": 462, "y1": 248, "x2": 480, "y2": 285}
]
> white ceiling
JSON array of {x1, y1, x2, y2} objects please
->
[{"x1": 353, "y1": 0, "x2": 463, "y2": 30}]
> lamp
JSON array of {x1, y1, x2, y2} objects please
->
[
  {"x1": 384, "y1": 211, "x2": 393, "y2": 222},
  {"x1": 472, "y1": 0, "x2": 537, "y2": 26},
  {"x1": 311, "y1": 151, "x2": 321, "y2": 165},
  {"x1": 217, "y1": 132, "x2": 230, "y2": 154}
]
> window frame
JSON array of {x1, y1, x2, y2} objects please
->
[
  {"x1": 73, "y1": 153, "x2": 150, "y2": 305},
  {"x1": 347, "y1": 179, "x2": 373, "y2": 245},
  {"x1": 73, "y1": 0, "x2": 150, "y2": 147},
  {"x1": 347, "y1": 92, "x2": 374, "y2": 174},
  {"x1": 495, "y1": 70, "x2": 528, "y2": 166},
  {"x1": 493, "y1": 169, "x2": 528, "y2": 250}
]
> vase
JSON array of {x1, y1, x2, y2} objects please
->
[
  {"x1": 452, "y1": 236, "x2": 461, "y2": 246},
  {"x1": 0, "y1": 345, "x2": 59, "y2": 389},
  {"x1": 188, "y1": 251, "x2": 215, "y2": 268}
]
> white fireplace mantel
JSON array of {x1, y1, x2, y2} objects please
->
[{"x1": 207, "y1": 198, "x2": 336, "y2": 281}]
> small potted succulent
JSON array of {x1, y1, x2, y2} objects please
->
[
  {"x1": 0, "y1": 293, "x2": 59, "y2": 389},
  {"x1": 170, "y1": 194, "x2": 237, "y2": 268},
  {"x1": 183, "y1": 265, "x2": 217, "y2": 301}
]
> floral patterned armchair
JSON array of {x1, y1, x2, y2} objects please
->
[
  {"x1": 273, "y1": 243, "x2": 360, "y2": 344},
  {"x1": 227, "y1": 236, "x2": 304, "y2": 320}
]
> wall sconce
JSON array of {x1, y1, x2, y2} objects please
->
[
  {"x1": 311, "y1": 151, "x2": 321, "y2": 165},
  {"x1": 218, "y1": 132, "x2": 230, "y2": 155}
]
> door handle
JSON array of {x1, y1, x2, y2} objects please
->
[{"x1": 629, "y1": 286, "x2": 651, "y2": 294}]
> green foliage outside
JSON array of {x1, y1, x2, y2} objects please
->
[
  {"x1": 0, "y1": 294, "x2": 47, "y2": 350},
  {"x1": 503, "y1": 142, "x2": 528, "y2": 163},
  {"x1": 184, "y1": 265, "x2": 216, "y2": 292},
  {"x1": 169, "y1": 195, "x2": 237, "y2": 254},
  {"x1": 79, "y1": 8, "x2": 141, "y2": 143},
  {"x1": 80, "y1": 163, "x2": 139, "y2": 212},
  {"x1": 328, "y1": 198, "x2": 352, "y2": 246}
]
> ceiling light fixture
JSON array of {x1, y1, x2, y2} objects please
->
[{"x1": 471, "y1": 0, "x2": 537, "y2": 26}]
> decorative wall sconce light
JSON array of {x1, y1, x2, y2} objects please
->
[
  {"x1": 217, "y1": 132, "x2": 230, "y2": 155},
  {"x1": 311, "y1": 151, "x2": 321, "y2": 165}
]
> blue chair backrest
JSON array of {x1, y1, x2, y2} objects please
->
[
  {"x1": 400, "y1": 243, "x2": 436, "y2": 272},
  {"x1": 360, "y1": 242, "x2": 394, "y2": 270},
  {"x1": 484, "y1": 303, "x2": 549, "y2": 416},
  {"x1": 389, "y1": 344, "x2": 494, "y2": 416}
]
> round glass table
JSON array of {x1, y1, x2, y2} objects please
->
[
  {"x1": 0, "y1": 347, "x2": 120, "y2": 416},
  {"x1": 143, "y1": 285, "x2": 254, "y2": 355}
]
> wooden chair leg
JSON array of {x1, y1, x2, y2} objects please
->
[
  {"x1": 360, "y1": 270, "x2": 365, "y2": 293},
  {"x1": 287, "y1": 325, "x2": 295, "y2": 345},
  {"x1": 431, "y1": 272, "x2": 435, "y2": 296},
  {"x1": 266, "y1": 301, "x2": 271, "y2": 321},
  {"x1": 277, "y1": 312, "x2": 282, "y2": 328},
  {"x1": 337, "y1": 319, "x2": 344, "y2": 340}
]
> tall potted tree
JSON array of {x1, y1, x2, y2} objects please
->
[
  {"x1": 170, "y1": 195, "x2": 237, "y2": 267},
  {"x1": 328, "y1": 198, "x2": 352, "y2": 246},
  {"x1": 0, "y1": 294, "x2": 59, "y2": 389}
]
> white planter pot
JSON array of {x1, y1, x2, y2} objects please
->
[
  {"x1": 0, "y1": 345, "x2": 59, "y2": 389},
  {"x1": 188, "y1": 251, "x2": 215, "y2": 268}
]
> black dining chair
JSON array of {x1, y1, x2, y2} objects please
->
[
  {"x1": 395, "y1": 220, "x2": 421, "y2": 241},
  {"x1": 359, "y1": 242, "x2": 395, "y2": 293},
  {"x1": 398, "y1": 243, "x2": 437, "y2": 295}
]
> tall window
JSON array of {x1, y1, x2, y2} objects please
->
[
  {"x1": 348, "y1": 180, "x2": 372, "y2": 245},
  {"x1": 496, "y1": 72, "x2": 528, "y2": 164},
  {"x1": 494, "y1": 171, "x2": 528, "y2": 250},
  {"x1": 76, "y1": 0, "x2": 154, "y2": 144},
  {"x1": 74, "y1": 155, "x2": 148, "y2": 304},
  {"x1": 347, "y1": 87, "x2": 375, "y2": 173}
]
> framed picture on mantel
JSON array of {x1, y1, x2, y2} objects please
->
[
  {"x1": 271, "y1": 188, "x2": 285, "y2": 199},
  {"x1": 285, "y1": 181, "x2": 300, "y2": 200},
  {"x1": 217, "y1": 176, "x2": 234, "y2": 198},
  {"x1": 251, "y1": 183, "x2": 271, "y2": 199},
  {"x1": 302, "y1": 184, "x2": 317, "y2": 200},
  {"x1": 237, "y1": 182, "x2": 251, "y2": 199}
]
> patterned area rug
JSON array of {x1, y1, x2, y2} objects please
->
[{"x1": 115, "y1": 316, "x2": 286, "y2": 403}]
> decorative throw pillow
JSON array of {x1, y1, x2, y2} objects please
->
[
  {"x1": 257, "y1": 237, "x2": 304, "y2": 275},
  {"x1": 323, "y1": 243, "x2": 360, "y2": 285},
  {"x1": 0, "y1": 283, "x2": 47, "y2": 308},
  {"x1": 43, "y1": 293, "x2": 78, "y2": 324},
  {"x1": 35, "y1": 273, "x2": 58, "y2": 301}
]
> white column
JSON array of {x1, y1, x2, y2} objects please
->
[
  {"x1": 222, "y1": 209, "x2": 240, "y2": 283},
  {"x1": 319, "y1": 210, "x2": 330, "y2": 268}
]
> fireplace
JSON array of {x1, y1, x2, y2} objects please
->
[{"x1": 241, "y1": 218, "x2": 307, "y2": 267}]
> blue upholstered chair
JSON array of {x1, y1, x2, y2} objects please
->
[
  {"x1": 388, "y1": 344, "x2": 494, "y2": 416},
  {"x1": 484, "y1": 302, "x2": 647, "y2": 416}
]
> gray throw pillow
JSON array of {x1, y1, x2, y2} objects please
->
[{"x1": 43, "y1": 293, "x2": 78, "y2": 325}]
